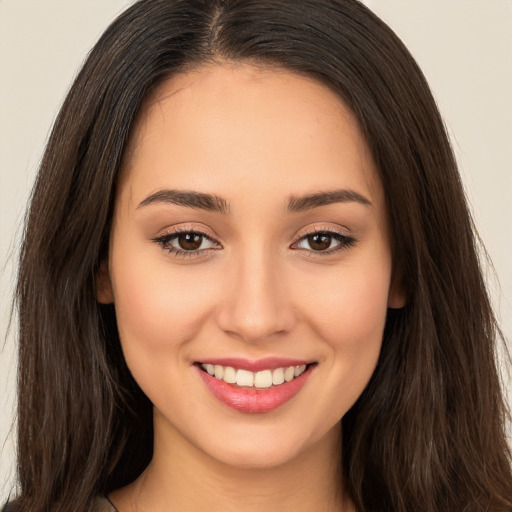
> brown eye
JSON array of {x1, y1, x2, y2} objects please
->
[
  {"x1": 178, "y1": 233, "x2": 203, "y2": 250},
  {"x1": 307, "y1": 233, "x2": 332, "y2": 251},
  {"x1": 153, "y1": 230, "x2": 218, "y2": 255},
  {"x1": 294, "y1": 230, "x2": 356, "y2": 253}
]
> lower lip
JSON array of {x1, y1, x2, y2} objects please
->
[{"x1": 196, "y1": 365, "x2": 314, "y2": 413}]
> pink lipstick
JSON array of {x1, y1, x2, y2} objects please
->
[{"x1": 195, "y1": 358, "x2": 315, "y2": 413}]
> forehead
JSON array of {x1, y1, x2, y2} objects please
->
[{"x1": 121, "y1": 62, "x2": 383, "y2": 208}]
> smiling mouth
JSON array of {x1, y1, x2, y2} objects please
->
[
  {"x1": 196, "y1": 360, "x2": 317, "y2": 413},
  {"x1": 197, "y1": 363, "x2": 315, "y2": 389}
]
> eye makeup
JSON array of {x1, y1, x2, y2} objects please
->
[
  {"x1": 291, "y1": 226, "x2": 356, "y2": 255},
  {"x1": 151, "y1": 223, "x2": 357, "y2": 260},
  {"x1": 152, "y1": 228, "x2": 221, "y2": 258}
]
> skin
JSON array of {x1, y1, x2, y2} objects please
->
[{"x1": 98, "y1": 62, "x2": 405, "y2": 512}]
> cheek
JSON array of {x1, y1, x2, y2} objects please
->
[
  {"x1": 304, "y1": 279, "x2": 389, "y2": 422},
  {"x1": 109, "y1": 246, "x2": 215, "y2": 361},
  {"x1": 296, "y1": 252, "x2": 391, "y2": 401},
  {"x1": 303, "y1": 258, "x2": 391, "y2": 344}
]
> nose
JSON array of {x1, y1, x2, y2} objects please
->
[{"x1": 215, "y1": 251, "x2": 297, "y2": 344}]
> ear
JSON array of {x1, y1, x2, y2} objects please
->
[
  {"x1": 96, "y1": 259, "x2": 114, "y2": 304},
  {"x1": 388, "y1": 275, "x2": 407, "y2": 309}
]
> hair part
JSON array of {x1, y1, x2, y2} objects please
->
[{"x1": 15, "y1": 1, "x2": 512, "y2": 511}]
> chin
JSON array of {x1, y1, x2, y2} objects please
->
[
  {"x1": 192, "y1": 418, "x2": 340, "y2": 471},
  {"x1": 207, "y1": 439, "x2": 307, "y2": 470}
]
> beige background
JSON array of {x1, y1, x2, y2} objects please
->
[{"x1": 1, "y1": 0, "x2": 511, "y2": 499}]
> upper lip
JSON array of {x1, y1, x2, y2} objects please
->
[{"x1": 196, "y1": 357, "x2": 314, "y2": 372}]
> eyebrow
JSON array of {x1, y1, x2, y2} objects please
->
[
  {"x1": 287, "y1": 189, "x2": 372, "y2": 213},
  {"x1": 137, "y1": 189, "x2": 229, "y2": 214},
  {"x1": 137, "y1": 187, "x2": 371, "y2": 215}
]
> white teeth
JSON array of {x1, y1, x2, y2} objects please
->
[
  {"x1": 236, "y1": 369, "x2": 254, "y2": 387},
  {"x1": 272, "y1": 367, "x2": 285, "y2": 385},
  {"x1": 284, "y1": 366, "x2": 295, "y2": 382},
  {"x1": 223, "y1": 366, "x2": 237, "y2": 384},
  {"x1": 214, "y1": 365, "x2": 224, "y2": 379},
  {"x1": 254, "y1": 370, "x2": 273, "y2": 389},
  {"x1": 201, "y1": 363, "x2": 310, "y2": 388},
  {"x1": 294, "y1": 364, "x2": 306, "y2": 377}
]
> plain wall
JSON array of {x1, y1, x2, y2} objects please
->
[{"x1": 1, "y1": 0, "x2": 511, "y2": 500}]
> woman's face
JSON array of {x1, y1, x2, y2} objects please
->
[{"x1": 98, "y1": 63, "x2": 404, "y2": 469}]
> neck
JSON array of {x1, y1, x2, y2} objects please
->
[{"x1": 110, "y1": 413, "x2": 351, "y2": 512}]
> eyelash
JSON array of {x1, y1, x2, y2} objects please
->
[
  {"x1": 152, "y1": 228, "x2": 220, "y2": 258},
  {"x1": 291, "y1": 227, "x2": 356, "y2": 255},
  {"x1": 152, "y1": 227, "x2": 356, "y2": 258}
]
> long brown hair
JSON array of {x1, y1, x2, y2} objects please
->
[{"x1": 14, "y1": 1, "x2": 512, "y2": 510}]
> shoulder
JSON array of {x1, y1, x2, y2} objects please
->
[{"x1": 93, "y1": 497, "x2": 118, "y2": 512}]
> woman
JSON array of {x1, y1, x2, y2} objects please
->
[{"x1": 9, "y1": 0, "x2": 512, "y2": 510}]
